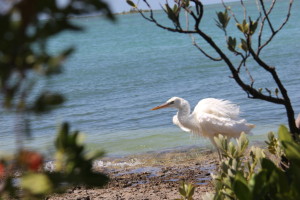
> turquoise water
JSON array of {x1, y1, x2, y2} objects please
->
[{"x1": 1, "y1": 0, "x2": 300, "y2": 156}]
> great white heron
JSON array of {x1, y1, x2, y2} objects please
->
[{"x1": 151, "y1": 97, "x2": 255, "y2": 158}]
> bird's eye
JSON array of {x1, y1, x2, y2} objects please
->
[{"x1": 169, "y1": 101, "x2": 175, "y2": 104}]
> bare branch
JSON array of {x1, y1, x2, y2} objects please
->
[
  {"x1": 259, "y1": 0, "x2": 275, "y2": 33},
  {"x1": 190, "y1": 35, "x2": 222, "y2": 61},
  {"x1": 257, "y1": 0, "x2": 276, "y2": 48},
  {"x1": 190, "y1": 0, "x2": 204, "y2": 29},
  {"x1": 240, "y1": 0, "x2": 247, "y2": 20},
  {"x1": 257, "y1": 12, "x2": 263, "y2": 48},
  {"x1": 248, "y1": 44, "x2": 290, "y2": 105},
  {"x1": 137, "y1": 0, "x2": 197, "y2": 34},
  {"x1": 237, "y1": 53, "x2": 250, "y2": 73},
  {"x1": 243, "y1": 62, "x2": 255, "y2": 85},
  {"x1": 222, "y1": 0, "x2": 239, "y2": 23},
  {"x1": 258, "y1": 0, "x2": 293, "y2": 54},
  {"x1": 196, "y1": 29, "x2": 285, "y2": 105}
]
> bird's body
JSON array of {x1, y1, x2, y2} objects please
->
[{"x1": 151, "y1": 97, "x2": 255, "y2": 157}]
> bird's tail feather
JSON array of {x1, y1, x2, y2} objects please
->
[
  {"x1": 247, "y1": 123, "x2": 256, "y2": 129},
  {"x1": 245, "y1": 123, "x2": 255, "y2": 135}
]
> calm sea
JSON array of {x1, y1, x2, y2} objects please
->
[{"x1": 1, "y1": 0, "x2": 299, "y2": 156}]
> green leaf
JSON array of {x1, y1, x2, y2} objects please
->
[
  {"x1": 251, "y1": 170, "x2": 268, "y2": 197},
  {"x1": 85, "y1": 150, "x2": 105, "y2": 160},
  {"x1": 173, "y1": 4, "x2": 179, "y2": 13},
  {"x1": 236, "y1": 19, "x2": 250, "y2": 34},
  {"x1": 233, "y1": 173, "x2": 251, "y2": 200},
  {"x1": 242, "y1": 20, "x2": 249, "y2": 33},
  {"x1": 21, "y1": 173, "x2": 53, "y2": 195},
  {"x1": 249, "y1": 17, "x2": 259, "y2": 35},
  {"x1": 278, "y1": 125, "x2": 293, "y2": 142},
  {"x1": 188, "y1": 185, "x2": 195, "y2": 198},
  {"x1": 227, "y1": 36, "x2": 236, "y2": 52},
  {"x1": 185, "y1": 183, "x2": 195, "y2": 197},
  {"x1": 179, "y1": 187, "x2": 186, "y2": 197},
  {"x1": 236, "y1": 23, "x2": 243, "y2": 32},
  {"x1": 237, "y1": 132, "x2": 249, "y2": 155},
  {"x1": 33, "y1": 92, "x2": 65, "y2": 112},
  {"x1": 238, "y1": 38, "x2": 248, "y2": 52},
  {"x1": 182, "y1": 0, "x2": 190, "y2": 7},
  {"x1": 250, "y1": 21, "x2": 258, "y2": 35},
  {"x1": 229, "y1": 142, "x2": 235, "y2": 157},
  {"x1": 164, "y1": 4, "x2": 179, "y2": 26},
  {"x1": 217, "y1": 12, "x2": 224, "y2": 25},
  {"x1": 281, "y1": 141, "x2": 300, "y2": 166},
  {"x1": 55, "y1": 122, "x2": 69, "y2": 150},
  {"x1": 261, "y1": 158, "x2": 277, "y2": 171},
  {"x1": 275, "y1": 88, "x2": 279, "y2": 96},
  {"x1": 260, "y1": 157, "x2": 290, "y2": 194},
  {"x1": 126, "y1": 0, "x2": 136, "y2": 8},
  {"x1": 216, "y1": 10, "x2": 230, "y2": 30}
]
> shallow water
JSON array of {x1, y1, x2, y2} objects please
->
[{"x1": 1, "y1": 0, "x2": 300, "y2": 156}]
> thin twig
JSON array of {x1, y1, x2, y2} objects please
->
[
  {"x1": 237, "y1": 53, "x2": 249, "y2": 72},
  {"x1": 221, "y1": 0, "x2": 239, "y2": 23},
  {"x1": 240, "y1": 0, "x2": 247, "y2": 20},
  {"x1": 191, "y1": 36, "x2": 222, "y2": 61},
  {"x1": 257, "y1": 0, "x2": 276, "y2": 48},
  {"x1": 139, "y1": 0, "x2": 196, "y2": 34},
  {"x1": 259, "y1": 0, "x2": 275, "y2": 33},
  {"x1": 243, "y1": 62, "x2": 255, "y2": 85},
  {"x1": 258, "y1": 0, "x2": 293, "y2": 54},
  {"x1": 190, "y1": 0, "x2": 204, "y2": 29}
]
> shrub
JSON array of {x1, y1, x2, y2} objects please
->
[
  {"x1": 0, "y1": 122, "x2": 108, "y2": 200},
  {"x1": 212, "y1": 126, "x2": 300, "y2": 200}
]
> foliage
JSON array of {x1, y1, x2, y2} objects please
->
[
  {"x1": 0, "y1": 0, "x2": 114, "y2": 111},
  {"x1": 176, "y1": 182, "x2": 196, "y2": 200},
  {"x1": 0, "y1": 122, "x2": 108, "y2": 199},
  {"x1": 212, "y1": 126, "x2": 300, "y2": 200},
  {"x1": 212, "y1": 133, "x2": 265, "y2": 199},
  {"x1": 0, "y1": 0, "x2": 114, "y2": 199}
]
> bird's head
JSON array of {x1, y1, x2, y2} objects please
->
[{"x1": 151, "y1": 97, "x2": 183, "y2": 110}]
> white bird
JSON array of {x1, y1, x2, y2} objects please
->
[{"x1": 151, "y1": 97, "x2": 255, "y2": 158}]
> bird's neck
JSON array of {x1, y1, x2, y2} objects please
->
[
  {"x1": 176, "y1": 101, "x2": 199, "y2": 132},
  {"x1": 177, "y1": 102, "x2": 192, "y2": 122}
]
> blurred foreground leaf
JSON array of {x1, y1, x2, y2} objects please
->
[{"x1": 21, "y1": 173, "x2": 53, "y2": 195}]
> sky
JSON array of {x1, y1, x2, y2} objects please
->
[{"x1": 104, "y1": 0, "x2": 229, "y2": 13}]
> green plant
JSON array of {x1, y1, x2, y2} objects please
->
[
  {"x1": 0, "y1": 122, "x2": 108, "y2": 200},
  {"x1": 0, "y1": 0, "x2": 114, "y2": 112},
  {"x1": 212, "y1": 133, "x2": 265, "y2": 199},
  {"x1": 212, "y1": 126, "x2": 300, "y2": 200},
  {"x1": 0, "y1": 0, "x2": 114, "y2": 199},
  {"x1": 176, "y1": 181, "x2": 196, "y2": 200}
]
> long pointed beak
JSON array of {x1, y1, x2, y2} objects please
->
[{"x1": 151, "y1": 103, "x2": 170, "y2": 110}]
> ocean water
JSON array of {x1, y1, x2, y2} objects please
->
[{"x1": 1, "y1": 0, "x2": 300, "y2": 157}]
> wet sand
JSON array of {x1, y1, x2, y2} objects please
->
[{"x1": 49, "y1": 147, "x2": 218, "y2": 200}]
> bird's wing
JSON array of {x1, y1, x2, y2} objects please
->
[
  {"x1": 198, "y1": 113, "x2": 253, "y2": 138},
  {"x1": 173, "y1": 115, "x2": 191, "y2": 132},
  {"x1": 193, "y1": 98, "x2": 240, "y2": 119}
]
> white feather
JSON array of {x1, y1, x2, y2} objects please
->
[
  {"x1": 173, "y1": 115, "x2": 191, "y2": 132},
  {"x1": 193, "y1": 98, "x2": 240, "y2": 119},
  {"x1": 153, "y1": 97, "x2": 255, "y2": 148}
]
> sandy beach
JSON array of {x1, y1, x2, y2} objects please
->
[{"x1": 49, "y1": 148, "x2": 218, "y2": 200}]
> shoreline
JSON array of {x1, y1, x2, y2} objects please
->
[{"x1": 49, "y1": 147, "x2": 219, "y2": 200}]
